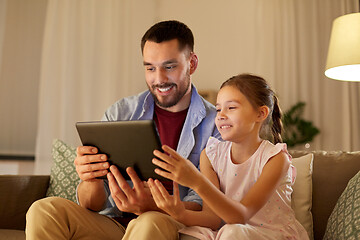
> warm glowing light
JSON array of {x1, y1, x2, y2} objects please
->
[{"x1": 325, "y1": 13, "x2": 360, "y2": 82}]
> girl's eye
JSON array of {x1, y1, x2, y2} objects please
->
[
  {"x1": 216, "y1": 109, "x2": 221, "y2": 112},
  {"x1": 228, "y1": 106, "x2": 236, "y2": 110}
]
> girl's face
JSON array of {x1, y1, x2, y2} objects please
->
[{"x1": 215, "y1": 85, "x2": 262, "y2": 143}]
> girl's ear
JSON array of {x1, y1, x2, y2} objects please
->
[
  {"x1": 189, "y1": 53, "x2": 198, "y2": 75},
  {"x1": 257, "y1": 105, "x2": 269, "y2": 122}
]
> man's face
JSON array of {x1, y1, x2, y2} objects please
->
[{"x1": 143, "y1": 39, "x2": 196, "y2": 112}]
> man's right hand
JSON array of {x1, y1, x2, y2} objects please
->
[
  {"x1": 75, "y1": 146, "x2": 109, "y2": 211},
  {"x1": 74, "y1": 146, "x2": 110, "y2": 182}
]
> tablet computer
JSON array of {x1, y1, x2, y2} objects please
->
[{"x1": 76, "y1": 120, "x2": 165, "y2": 180}]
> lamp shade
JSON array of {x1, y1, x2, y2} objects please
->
[{"x1": 325, "y1": 13, "x2": 360, "y2": 82}]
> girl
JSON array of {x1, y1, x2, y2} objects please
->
[{"x1": 148, "y1": 73, "x2": 309, "y2": 239}]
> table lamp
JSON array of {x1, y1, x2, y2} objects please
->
[{"x1": 325, "y1": 12, "x2": 360, "y2": 82}]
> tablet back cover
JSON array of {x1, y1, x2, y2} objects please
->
[{"x1": 76, "y1": 120, "x2": 164, "y2": 180}]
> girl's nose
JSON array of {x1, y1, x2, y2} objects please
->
[{"x1": 217, "y1": 111, "x2": 227, "y2": 120}]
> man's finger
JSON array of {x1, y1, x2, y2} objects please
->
[
  {"x1": 76, "y1": 146, "x2": 98, "y2": 156},
  {"x1": 76, "y1": 154, "x2": 108, "y2": 165},
  {"x1": 110, "y1": 165, "x2": 135, "y2": 199},
  {"x1": 126, "y1": 167, "x2": 144, "y2": 190},
  {"x1": 107, "y1": 172, "x2": 127, "y2": 203},
  {"x1": 80, "y1": 169, "x2": 108, "y2": 181}
]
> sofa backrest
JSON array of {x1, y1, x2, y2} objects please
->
[
  {"x1": 290, "y1": 150, "x2": 360, "y2": 240},
  {"x1": 0, "y1": 175, "x2": 50, "y2": 230}
]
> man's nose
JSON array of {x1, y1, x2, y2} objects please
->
[{"x1": 155, "y1": 68, "x2": 168, "y2": 84}]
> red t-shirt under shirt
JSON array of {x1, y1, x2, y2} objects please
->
[
  {"x1": 154, "y1": 105, "x2": 188, "y2": 150},
  {"x1": 154, "y1": 105, "x2": 188, "y2": 195}
]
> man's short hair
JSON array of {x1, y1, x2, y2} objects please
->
[{"x1": 141, "y1": 20, "x2": 194, "y2": 54}]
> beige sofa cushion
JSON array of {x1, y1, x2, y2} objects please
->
[
  {"x1": 289, "y1": 150, "x2": 360, "y2": 240},
  {"x1": 291, "y1": 153, "x2": 314, "y2": 239}
]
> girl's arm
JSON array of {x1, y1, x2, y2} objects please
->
[
  {"x1": 195, "y1": 150, "x2": 290, "y2": 224},
  {"x1": 153, "y1": 145, "x2": 290, "y2": 224},
  {"x1": 148, "y1": 180, "x2": 222, "y2": 230},
  {"x1": 148, "y1": 148, "x2": 222, "y2": 229}
]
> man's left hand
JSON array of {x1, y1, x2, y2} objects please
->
[{"x1": 107, "y1": 165, "x2": 158, "y2": 215}]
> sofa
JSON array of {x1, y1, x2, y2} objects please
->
[{"x1": 1, "y1": 146, "x2": 359, "y2": 240}]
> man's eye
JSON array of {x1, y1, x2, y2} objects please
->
[
  {"x1": 165, "y1": 65, "x2": 176, "y2": 70},
  {"x1": 146, "y1": 67, "x2": 155, "y2": 71}
]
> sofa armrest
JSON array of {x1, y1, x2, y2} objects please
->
[{"x1": 0, "y1": 175, "x2": 50, "y2": 230}]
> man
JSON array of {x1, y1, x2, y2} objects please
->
[{"x1": 26, "y1": 20, "x2": 220, "y2": 240}]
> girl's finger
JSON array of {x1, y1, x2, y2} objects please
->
[
  {"x1": 152, "y1": 158, "x2": 175, "y2": 173},
  {"x1": 148, "y1": 179, "x2": 165, "y2": 205},
  {"x1": 162, "y1": 145, "x2": 183, "y2": 160},
  {"x1": 153, "y1": 149, "x2": 175, "y2": 164},
  {"x1": 154, "y1": 179, "x2": 171, "y2": 199},
  {"x1": 154, "y1": 167, "x2": 175, "y2": 181}
]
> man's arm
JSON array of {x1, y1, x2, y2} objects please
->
[
  {"x1": 77, "y1": 180, "x2": 107, "y2": 211},
  {"x1": 75, "y1": 146, "x2": 110, "y2": 211}
]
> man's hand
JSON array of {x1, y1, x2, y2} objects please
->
[
  {"x1": 107, "y1": 165, "x2": 159, "y2": 215},
  {"x1": 74, "y1": 146, "x2": 110, "y2": 182},
  {"x1": 75, "y1": 146, "x2": 109, "y2": 211}
]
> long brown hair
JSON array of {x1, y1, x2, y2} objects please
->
[{"x1": 220, "y1": 73, "x2": 283, "y2": 144}]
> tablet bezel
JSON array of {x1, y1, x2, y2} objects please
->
[{"x1": 75, "y1": 120, "x2": 165, "y2": 181}]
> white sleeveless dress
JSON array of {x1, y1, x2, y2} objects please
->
[{"x1": 179, "y1": 137, "x2": 309, "y2": 240}]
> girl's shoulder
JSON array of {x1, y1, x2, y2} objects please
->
[{"x1": 259, "y1": 140, "x2": 291, "y2": 164}]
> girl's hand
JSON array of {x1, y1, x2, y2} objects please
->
[
  {"x1": 152, "y1": 145, "x2": 202, "y2": 189},
  {"x1": 148, "y1": 179, "x2": 185, "y2": 220}
]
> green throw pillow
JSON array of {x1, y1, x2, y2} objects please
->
[
  {"x1": 46, "y1": 139, "x2": 80, "y2": 202},
  {"x1": 323, "y1": 171, "x2": 360, "y2": 240}
]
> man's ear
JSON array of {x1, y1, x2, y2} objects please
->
[
  {"x1": 189, "y1": 53, "x2": 198, "y2": 75},
  {"x1": 257, "y1": 105, "x2": 269, "y2": 122}
]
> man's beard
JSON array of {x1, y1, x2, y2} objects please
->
[{"x1": 149, "y1": 73, "x2": 191, "y2": 109}]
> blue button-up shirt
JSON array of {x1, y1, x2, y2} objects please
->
[{"x1": 97, "y1": 85, "x2": 220, "y2": 217}]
